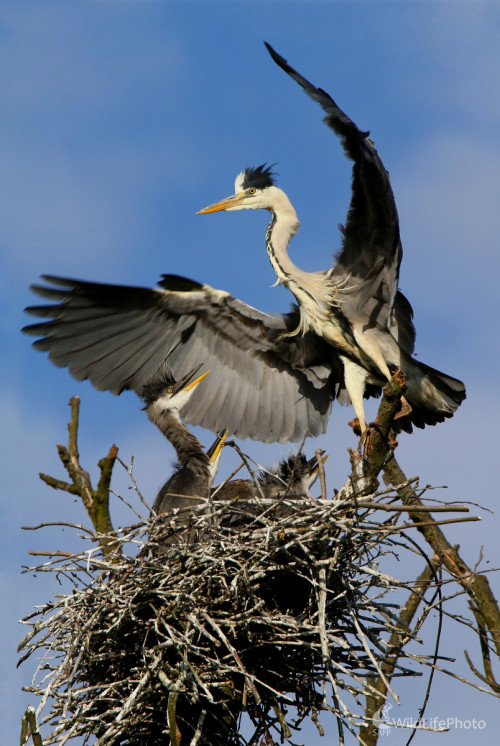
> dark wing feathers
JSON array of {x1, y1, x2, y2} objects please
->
[
  {"x1": 391, "y1": 291, "x2": 416, "y2": 356},
  {"x1": 265, "y1": 44, "x2": 467, "y2": 429},
  {"x1": 265, "y1": 42, "x2": 413, "y2": 349},
  {"x1": 23, "y1": 275, "x2": 339, "y2": 443}
]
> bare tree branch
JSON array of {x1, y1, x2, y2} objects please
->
[
  {"x1": 360, "y1": 556, "x2": 442, "y2": 744},
  {"x1": 20, "y1": 706, "x2": 44, "y2": 746},
  {"x1": 383, "y1": 455, "x2": 500, "y2": 675},
  {"x1": 39, "y1": 397, "x2": 121, "y2": 560}
]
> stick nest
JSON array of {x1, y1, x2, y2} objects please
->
[{"x1": 19, "y1": 482, "x2": 447, "y2": 746}]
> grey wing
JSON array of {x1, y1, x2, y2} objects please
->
[
  {"x1": 23, "y1": 274, "x2": 339, "y2": 443},
  {"x1": 391, "y1": 290, "x2": 415, "y2": 356},
  {"x1": 265, "y1": 43, "x2": 413, "y2": 349}
]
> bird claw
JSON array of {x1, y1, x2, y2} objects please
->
[
  {"x1": 394, "y1": 395, "x2": 412, "y2": 420},
  {"x1": 348, "y1": 417, "x2": 363, "y2": 438},
  {"x1": 358, "y1": 424, "x2": 376, "y2": 457},
  {"x1": 358, "y1": 429, "x2": 369, "y2": 456},
  {"x1": 348, "y1": 417, "x2": 371, "y2": 455}
]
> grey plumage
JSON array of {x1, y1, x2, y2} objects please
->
[
  {"x1": 141, "y1": 367, "x2": 226, "y2": 544},
  {"x1": 141, "y1": 366, "x2": 215, "y2": 513},
  {"x1": 22, "y1": 44, "x2": 465, "y2": 444},
  {"x1": 265, "y1": 43, "x2": 466, "y2": 432},
  {"x1": 23, "y1": 274, "x2": 340, "y2": 443},
  {"x1": 152, "y1": 428, "x2": 227, "y2": 518},
  {"x1": 198, "y1": 43, "x2": 466, "y2": 433},
  {"x1": 213, "y1": 451, "x2": 325, "y2": 529},
  {"x1": 258, "y1": 452, "x2": 325, "y2": 498}
]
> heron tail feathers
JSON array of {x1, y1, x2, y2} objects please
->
[{"x1": 401, "y1": 358, "x2": 466, "y2": 430}]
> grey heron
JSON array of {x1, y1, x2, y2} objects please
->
[
  {"x1": 214, "y1": 451, "x2": 326, "y2": 505},
  {"x1": 258, "y1": 451, "x2": 327, "y2": 499},
  {"x1": 197, "y1": 43, "x2": 466, "y2": 434},
  {"x1": 214, "y1": 451, "x2": 327, "y2": 528},
  {"x1": 22, "y1": 44, "x2": 464, "y2": 443},
  {"x1": 141, "y1": 365, "x2": 226, "y2": 517},
  {"x1": 144, "y1": 363, "x2": 322, "y2": 539},
  {"x1": 23, "y1": 274, "x2": 341, "y2": 443}
]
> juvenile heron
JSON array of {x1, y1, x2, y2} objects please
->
[
  {"x1": 198, "y1": 43, "x2": 466, "y2": 433},
  {"x1": 213, "y1": 451, "x2": 326, "y2": 505},
  {"x1": 258, "y1": 451, "x2": 327, "y2": 500},
  {"x1": 214, "y1": 451, "x2": 327, "y2": 529},
  {"x1": 141, "y1": 365, "x2": 225, "y2": 516}
]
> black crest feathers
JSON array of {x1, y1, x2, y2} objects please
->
[{"x1": 241, "y1": 164, "x2": 276, "y2": 190}]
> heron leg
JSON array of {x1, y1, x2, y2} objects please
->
[
  {"x1": 340, "y1": 356, "x2": 368, "y2": 435},
  {"x1": 372, "y1": 355, "x2": 412, "y2": 421},
  {"x1": 371, "y1": 350, "x2": 412, "y2": 420},
  {"x1": 351, "y1": 336, "x2": 413, "y2": 423}
]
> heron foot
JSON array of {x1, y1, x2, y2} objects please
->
[
  {"x1": 358, "y1": 426, "x2": 371, "y2": 456},
  {"x1": 394, "y1": 395, "x2": 412, "y2": 420},
  {"x1": 348, "y1": 417, "x2": 362, "y2": 438}
]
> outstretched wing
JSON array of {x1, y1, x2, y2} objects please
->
[
  {"x1": 265, "y1": 42, "x2": 415, "y2": 353},
  {"x1": 23, "y1": 274, "x2": 341, "y2": 443}
]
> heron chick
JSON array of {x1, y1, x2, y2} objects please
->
[
  {"x1": 142, "y1": 365, "x2": 223, "y2": 515},
  {"x1": 213, "y1": 451, "x2": 327, "y2": 529},
  {"x1": 258, "y1": 452, "x2": 327, "y2": 500}
]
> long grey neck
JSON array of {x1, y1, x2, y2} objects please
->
[
  {"x1": 264, "y1": 194, "x2": 306, "y2": 291},
  {"x1": 147, "y1": 407, "x2": 210, "y2": 480},
  {"x1": 265, "y1": 192, "x2": 338, "y2": 327}
]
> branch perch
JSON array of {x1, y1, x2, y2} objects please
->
[
  {"x1": 38, "y1": 397, "x2": 121, "y2": 560},
  {"x1": 360, "y1": 556, "x2": 441, "y2": 744},
  {"x1": 344, "y1": 370, "x2": 500, "y2": 741},
  {"x1": 383, "y1": 456, "x2": 500, "y2": 679}
]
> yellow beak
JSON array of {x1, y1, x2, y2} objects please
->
[
  {"x1": 208, "y1": 429, "x2": 228, "y2": 466},
  {"x1": 197, "y1": 192, "x2": 247, "y2": 214},
  {"x1": 184, "y1": 369, "x2": 210, "y2": 392}
]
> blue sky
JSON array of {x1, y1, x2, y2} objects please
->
[{"x1": 2, "y1": 2, "x2": 500, "y2": 743}]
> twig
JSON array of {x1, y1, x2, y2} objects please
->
[
  {"x1": 383, "y1": 456, "x2": 500, "y2": 662},
  {"x1": 360, "y1": 556, "x2": 441, "y2": 745},
  {"x1": 39, "y1": 397, "x2": 121, "y2": 560},
  {"x1": 201, "y1": 612, "x2": 262, "y2": 705},
  {"x1": 316, "y1": 448, "x2": 327, "y2": 500},
  {"x1": 20, "y1": 705, "x2": 44, "y2": 746}
]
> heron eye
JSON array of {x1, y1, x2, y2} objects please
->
[
  {"x1": 167, "y1": 387, "x2": 173, "y2": 394},
  {"x1": 248, "y1": 187, "x2": 256, "y2": 195}
]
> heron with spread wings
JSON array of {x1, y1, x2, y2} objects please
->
[
  {"x1": 23, "y1": 44, "x2": 464, "y2": 443},
  {"x1": 198, "y1": 43, "x2": 465, "y2": 433}
]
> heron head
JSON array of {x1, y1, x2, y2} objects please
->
[
  {"x1": 142, "y1": 364, "x2": 210, "y2": 414},
  {"x1": 197, "y1": 163, "x2": 280, "y2": 214},
  {"x1": 278, "y1": 451, "x2": 328, "y2": 494},
  {"x1": 206, "y1": 429, "x2": 228, "y2": 481}
]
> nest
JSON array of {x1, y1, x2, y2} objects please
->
[{"x1": 18, "y1": 480, "x2": 453, "y2": 746}]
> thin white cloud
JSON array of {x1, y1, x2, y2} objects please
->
[{"x1": 392, "y1": 132, "x2": 500, "y2": 374}]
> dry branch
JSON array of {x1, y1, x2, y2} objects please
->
[
  {"x1": 340, "y1": 370, "x2": 500, "y2": 740},
  {"x1": 19, "y1": 480, "x2": 484, "y2": 745},
  {"x1": 383, "y1": 455, "x2": 500, "y2": 693},
  {"x1": 20, "y1": 705, "x2": 44, "y2": 746},
  {"x1": 39, "y1": 397, "x2": 121, "y2": 560},
  {"x1": 359, "y1": 556, "x2": 442, "y2": 745},
  {"x1": 18, "y1": 379, "x2": 500, "y2": 745}
]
